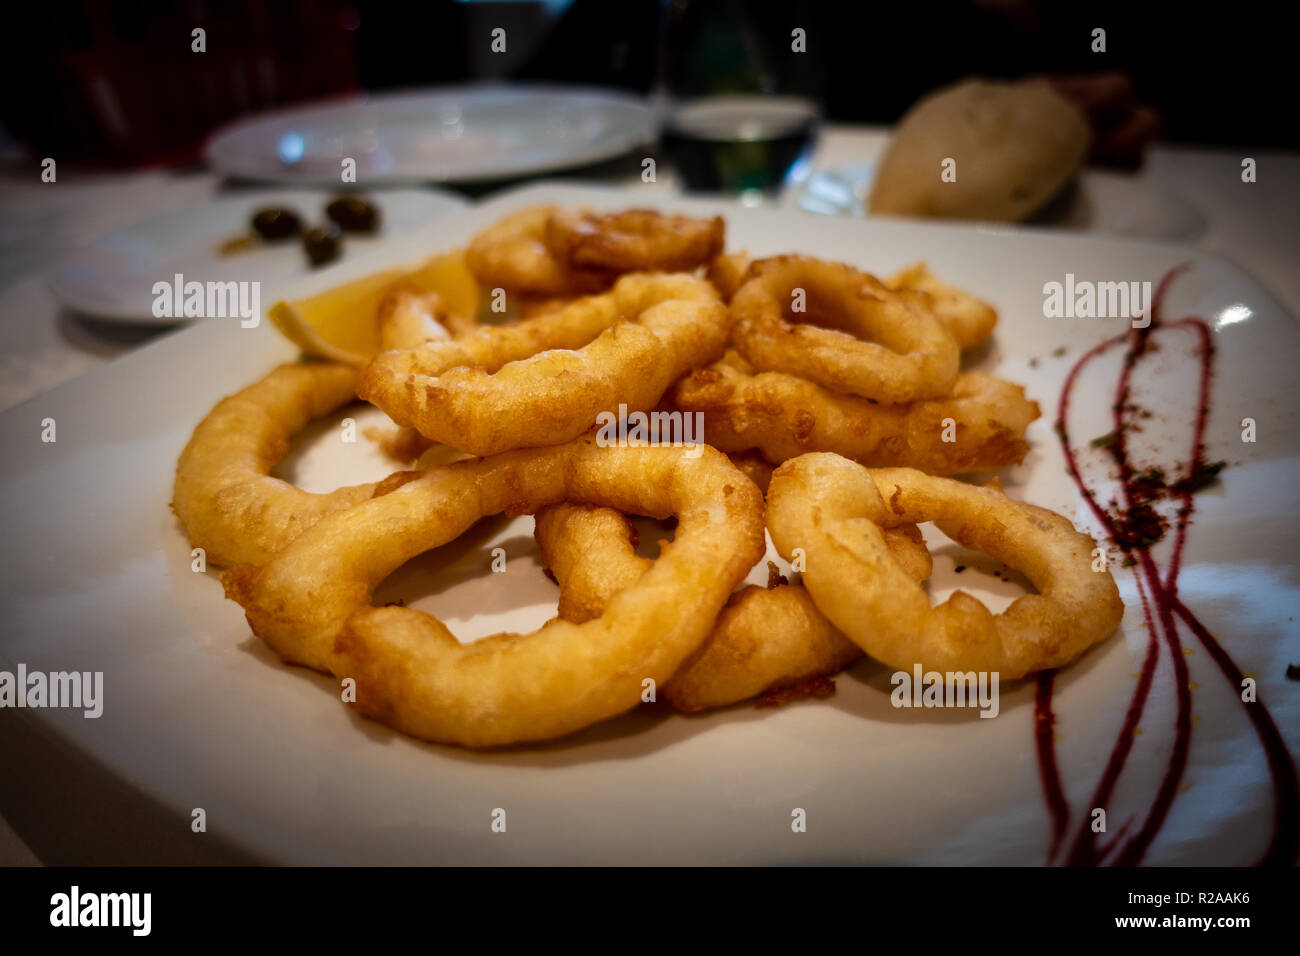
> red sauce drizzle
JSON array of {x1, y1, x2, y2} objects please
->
[
  {"x1": 1033, "y1": 670, "x2": 1069, "y2": 859},
  {"x1": 1041, "y1": 265, "x2": 1298, "y2": 866}
]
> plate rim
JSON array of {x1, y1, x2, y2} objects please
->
[{"x1": 203, "y1": 83, "x2": 657, "y2": 186}]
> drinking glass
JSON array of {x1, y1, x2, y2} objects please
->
[{"x1": 656, "y1": 0, "x2": 824, "y2": 203}]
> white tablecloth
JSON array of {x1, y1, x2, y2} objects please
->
[{"x1": 1, "y1": 125, "x2": 1296, "y2": 863}]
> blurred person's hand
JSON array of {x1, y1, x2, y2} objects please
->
[{"x1": 1045, "y1": 71, "x2": 1162, "y2": 169}]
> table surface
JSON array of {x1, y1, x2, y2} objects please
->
[{"x1": 0, "y1": 124, "x2": 1296, "y2": 864}]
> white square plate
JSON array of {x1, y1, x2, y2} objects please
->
[{"x1": 2, "y1": 183, "x2": 1297, "y2": 864}]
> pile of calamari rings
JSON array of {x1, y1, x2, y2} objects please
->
[{"x1": 171, "y1": 205, "x2": 1121, "y2": 748}]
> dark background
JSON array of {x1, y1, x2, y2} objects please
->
[{"x1": 0, "y1": 0, "x2": 1291, "y2": 168}]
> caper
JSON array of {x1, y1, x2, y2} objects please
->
[
  {"x1": 250, "y1": 207, "x2": 302, "y2": 240},
  {"x1": 325, "y1": 195, "x2": 380, "y2": 233},
  {"x1": 302, "y1": 222, "x2": 343, "y2": 267}
]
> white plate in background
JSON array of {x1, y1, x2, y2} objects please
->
[
  {"x1": 205, "y1": 85, "x2": 655, "y2": 185},
  {"x1": 2, "y1": 183, "x2": 1296, "y2": 864},
  {"x1": 48, "y1": 188, "x2": 468, "y2": 324}
]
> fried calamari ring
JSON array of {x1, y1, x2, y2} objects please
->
[
  {"x1": 172, "y1": 363, "x2": 411, "y2": 567},
  {"x1": 359, "y1": 273, "x2": 729, "y2": 456},
  {"x1": 223, "y1": 441, "x2": 766, "y2": 747},
  {"x1": 671, "y1": 353, "x2": 1039, "y2": 475},
  {"x1": 728, "y1": 450, "x2": 774, "y2": 495},
  {"x1": 364, "y1": 423, "x2": 435, "y2": 464},
  {"x1": 886, "y1": 262, "x2": 997, "y2": 350},
  {"x1": 533, "y1": 503, "x2": 649, "y2": 625},
  {"x1": 533, "y1": 503, "x2": 932, "y2": 711},
  {"x1": 368, "y1": 291, "x2": 472, "y2": 466},
  {"x1": 706, "y1": 251, "x2": 752, "y2": 302},
  {"x1": 466, "y1": 205, "x2": 612, "y2": 295},
  {"x1": 712, "y1": 254, "x2": 992, "y2": 346},
  {"x1": 545, "y1": 208, "x2": 725, "y2": 273},
  {"x1": 376, "y1": 289, "x2": 472, "y2": 351},
  {"x1": 664, "y1": 585, "x2": 861, "y2": 712},
  {"x1": 731, "y1": 255, "x2": 960, "y2": 403},
  {"x1": 517, "y1": 293, "x2": 583, "y2": 319},
  {"x1": 766, "y1": 456, "x2": 1123, "y2": 678}
]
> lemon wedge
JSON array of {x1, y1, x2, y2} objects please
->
[{"x1": 268, "y1": 251, "x2": 480, "y2": 364}]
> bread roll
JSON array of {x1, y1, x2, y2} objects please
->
[{"x1": 869, "y1": 79, "x2": 1089, "y2": 222}]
